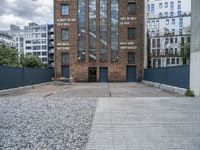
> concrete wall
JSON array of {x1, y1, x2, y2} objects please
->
[
  {"x1": 143, "y1": 0, "x2": 148, "y2": 69},
  {"x1": 190, "y1": 0, "x2": 200, "y2": 96}
]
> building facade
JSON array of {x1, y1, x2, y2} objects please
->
[
  {"x1": 6, "y1": 25, "x2": 25, "y2": 54},
  {"x1": 0, "y1": 31, "x2": 17, "y2": 48},
  {"x1": 3, "y1": 24, "x2": 55, "y2": 67},
  {"x1": 54, "y1": 0, "x2": 144, "y2": 82},
  {"x1": 48, "y1": 25, "x2": 55, "y2": 68},
  {"x1": 24, "y1": 23, "x2": 49, "y2": 64},
  {"x1": 147, "y1": 0, "x2": 191, "y2": 68}
]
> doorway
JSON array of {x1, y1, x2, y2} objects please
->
[
  {"x1": 100, "y1": 67, "x2": 108, "y2": 82},
  {"x1": 127, "y1": 66, "x2": 136, "y2": 82},
  {"x1": 88, "y1": 67, "x2": 97, "y2": 82}
]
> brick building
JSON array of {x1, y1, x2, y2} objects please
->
[{"x1": 54, "y1": 0, "x2": 144, "y2": 82}]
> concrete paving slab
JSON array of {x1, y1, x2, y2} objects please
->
[{"x1": 86, "y1": 97, "x2": 200, "y2": 150}]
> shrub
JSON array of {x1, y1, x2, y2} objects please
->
[{"x1": 185, "y1": 89, "x2": 195, "y2": 97}]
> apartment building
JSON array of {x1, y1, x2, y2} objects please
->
[
  {"x1": 24, "y1": 23, "x2": 49, "y2": 64},
  {"x1": 3, "y1": 24, "x2": 55, "y2": 67},
  {"x1": 48, "y1": 25, "x2": 55, "y2": 68},
  {"x1": 6, "y1": 25, "x2": 25, "y2": 54},
  {"x1": 0, "y1": 31, "x2": 17, "y2": 48},
  {"x1": 54, "y1": 0, "x2": 145, "y2": 82},
  {"x1": 147, "y1": 0, "x2": 191, "y2": 68}
]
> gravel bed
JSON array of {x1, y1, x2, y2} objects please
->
[{"x1": 0, "y1": 96, "x2": 97, "y2": 150}]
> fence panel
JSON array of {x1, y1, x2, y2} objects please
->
[
  {"x1": 0, "y1": 67, "x2": 54, "y2": 90},
  {"x1": 144, "y1": 65, "x2": 189, "y2": 89}
]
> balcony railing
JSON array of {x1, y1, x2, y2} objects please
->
[{"x1": 148, "y1": 11, "x2": 191, "y2": 19}]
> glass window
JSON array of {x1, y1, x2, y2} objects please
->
[
  {"x1": 165, "y1": 2, "x2": 168, "y2": 8},
  {"x1": 179, "y1": 18, "x2": 183, "y2": 27},
  {"x1": 89, "y1": 0, "x2": 97, "y2": 62},
  {"x1": 166, "y1": 19, "x2": 169, "y2": 25},
  {"x1": 33, "y1": 46, "x2": 41, "y2": 50},
  {"x1": 42, "y1": 45, "x2": 47, "y2": 50},
  {"x1": 153, "y1": 59, "x2": 156, "y2": 68},
  {"x1": 61, "y1": 29, "x2": 69, "y2": 41},
  {"x1": 167, "y1": 58, "x2": 170, "y2": 65},
  {"x1": 26, "y1": 46, "x2": 32, "y2": 50},
  {"x1": 151, "y1": 4, "x2": 154, "y2": 14},
  {"x1": 41, "y1": 33, "x2": 46, "y2": 38},
  {"x1": 62, "y1": 53, "x2": 69, "y2": 65},
  {"x1": 128, "y1": 28, "x2": 136, "y2": 40},
  {"x1": 170, "y1": 12, "x2": 173, "y2": 17},
  {"x1": 78, "y1": 0, "x2": 86, "y2": 62},
  {"x1": 178, "y1": 11, "x2": 181, "y2": 16},
  {"x1": 177, "y1": 58, "x2": 179, "y2": 64},
  {"x1": 111, "y1": 0, "x2": 119, "y2": 61},
  {"x1": 42, "y1": 52, "x2": 47, "y2": 56},
  {"x1": 61, "y1": 4, "x2": 69, "y2": 16},
  {"x1": 159, "y1": 3, "x2": 162, "y2": 8},
  {"x1": 128, "y1": 52, "x2": 135, "y2": 64},
  {"x1": 128, "y1": 2, "x2": 136, "y2": 15},
  {"x1": 175, "y1": 38, "x2": 178, "y2": 43},
  {"x1": 152, "y1": 39, "x2": 156, "y2": 48},
  {"x1": 100, "y1": 0, "x2": 108, "y2": 62},
  {"x1": 170, "y1": 2, "x2": 174, "y2": 10},
  {"x1": 25, "y1": 40, "x2": 31, "y2": 44},
  {"x1": 178, "y1": 1, "x2": 181, "y2": 10},
  {"x1": 157, "y1": 39, "x2": 160, "y2": 47},
  {"x1": 41, "y1": 27, "x2": 46, "y2": 31},
  {"x1": 170, "y1": 38, "x2": 174, "y2": 43},
  {"x1": 158, "y1": 59, "x2": 161, "y2": 67},
  {"x1": 172, "y1": 19, "x2": 175, "y2": 24},
  {"x1": 148, "y1": 4, "x2": 150, "y2": 13},
  {"x1": 172, "y1": 29, "x2": 175, "y2": 35}
]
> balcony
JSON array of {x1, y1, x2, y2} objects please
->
[
  {"x1": 49, "y1": 49, "x2": 54, "y2": 54},
  {"x1": 148, "y1": 11, "x2": 191, "y2": 19},
  {"x1": 49, "y1": 35, "x2": 54, "y2": 40}
]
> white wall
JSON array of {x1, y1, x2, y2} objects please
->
[{"x1": 190, "y1": 0, "x2": 200, "y2": 96}]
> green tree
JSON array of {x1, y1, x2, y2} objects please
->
[
  {"x1": 180, "y1": 42, "x2": 190, "y2": 64},
  {"x1": 0, "y1": 44, "x2": 20, "y2": 67},
  {"x1": 20, "y1": 54, "x2": 45, "y2": 68}
]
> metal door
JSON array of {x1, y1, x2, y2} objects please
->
[
  {"x1": 100, "y1": 67, "x2": 108, "y2": 82},
  {"x1": 62, "y1": 66, "x2": 70, "y2": 78},
  {"x1": 127, "y1": 66, "x2": 136, "y2": 82}
]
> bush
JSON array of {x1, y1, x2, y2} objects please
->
[
  {"x1": 20, "y1": 54, "x2": 45, "y2": 68},
  {"x1": 0, "y1": 44, "x2": 20, "y2": 67},
  {"x1": 185, "y1": 89, "x2": 195, "y2": 97}
]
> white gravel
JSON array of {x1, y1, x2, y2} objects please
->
[{"x1": 0, "y1": 96, "x2": 96, "y2": 150}]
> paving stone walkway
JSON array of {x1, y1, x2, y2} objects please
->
[{"x1": 86, "y1": 97, "x2": 200, "y2": 150}]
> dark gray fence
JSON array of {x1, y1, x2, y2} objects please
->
[
  {"x1": 0, "y1": 67, "x2": 54, "y2": 90},
  {"x1": 144, "y1": 65, "x2": 189, "y2": 89}
]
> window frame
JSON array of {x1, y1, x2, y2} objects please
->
[
  {"x1": 128, "y1": 52, "x2": 136, "y2": 64},
  {"x1": 128, "y1": 28, "x2": 136, "y2": 41},
  {"x1": 61, "y1": 4, "x2": 69, "y2": 16},
  {"x1": 128, "y1": 2, "x2": 136, "y2": 15},
  {"x1": 61, "y1": 29, "x2": 69, "y2": 41}
]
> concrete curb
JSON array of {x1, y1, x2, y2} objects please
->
[
  {"x1": 142, "y1": 80, "x2": 187, "y2": 95},
  {"x1": 0, "y1": 82, "x2": 53, "y2": 96}
]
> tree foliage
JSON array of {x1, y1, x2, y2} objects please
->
[
  {"x1": 180, "y1": 42, "x2": 190, "y2": 64},
  {"x1": 0, "y1": 44, "x2": 46, "y2": 68},
  {"x1": 0, "y1": 44, "x2": 20, "y2": 67},
  {"x1": 20, "y1": 54, "x2": 45, "y2": 68}
]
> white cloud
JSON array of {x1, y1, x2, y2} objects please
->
[{"x1": 0, "y1": 0, "x2": 53, "y2": 30}]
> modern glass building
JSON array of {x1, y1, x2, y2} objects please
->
[{"x1": 54, "y1": 0, "x2": 144, "y2": 82}]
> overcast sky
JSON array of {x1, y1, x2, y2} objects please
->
[{"x1": 0, "y1": 0, "x2": 53, "y2": 30}]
